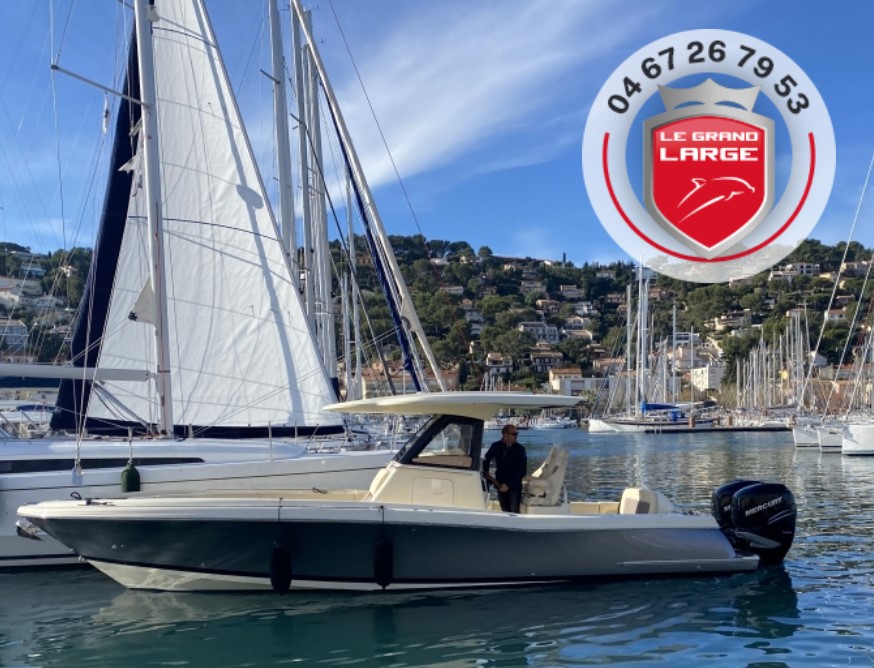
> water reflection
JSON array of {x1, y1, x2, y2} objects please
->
[{"x1": 0, "y1": 565, "x2": 802, "y2": 668}]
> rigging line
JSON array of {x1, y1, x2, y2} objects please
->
[
  {"x1": 291, "y1": 109, "x2": 399, "y2": 393},
  {"x1": 49, "y1": 0, "x2": 76, "y2": 65},
  {"x1": 0, "y1": 3, "x2": 43, "y2": 94},
  {"x1": 307, "y1": 80, "x2": 430, "y2": 388},
  {"x1": 841, "y1": 286, "x2": 874, "y2": 416},
  {"x1": 321, "y1": 3, "x2": 443, "y2": 293},
  {"x1": 824, "y1": 243, "x2": 874, "y2": 418},
  {"x1": 47, "y1": 0, "x2": 74, "y2": 259},
  {"x1": 50, "y1": 73, "x2": 68, "y2": 257},
  {"x1": 325, "y1": 0, "x2": 427, "y2": 241},
  {"x1": 799, "y1": 147, "x2": 874, "y2": 413}
]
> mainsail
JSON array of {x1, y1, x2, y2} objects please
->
[{"x1": 53, "y1": 0, "x2": 341, "y2": 438}]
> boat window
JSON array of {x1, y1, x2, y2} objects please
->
[
  {"x1": 411, "y1": 420, "x2": 476, "y2": 469},
  {"x1": 395, "y1": 415, "x2": 440, "y2": 460},
  {"x1": 0, "y1": 457, "x2": 205, "y2": 474}
]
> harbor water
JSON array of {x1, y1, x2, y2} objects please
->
[{"x1": 2, "y1": 429, "x2": 873, "y2": 667}]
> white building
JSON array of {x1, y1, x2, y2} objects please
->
[
  {"x1": 690, "y1": 364, "x2": 725, "y2": 392},
  {"x1": 517, "y1": 321, "x2": 559, "y2": 344},
  {"x1": 0, "y1": 318, "x2": 29, "y2": 351}
]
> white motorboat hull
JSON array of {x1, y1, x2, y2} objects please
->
[{"x1": 20, "y1": 495, "x2": 761, "y2": 592}]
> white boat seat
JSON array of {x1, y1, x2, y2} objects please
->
[
  {"x1": 619, "y1": 487, "x2": 675, "y2": 514},
  {"x1": 523, "y1": 446, "x2": 569, "y2": 506}
]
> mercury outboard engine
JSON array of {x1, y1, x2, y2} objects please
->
[
  {"x1": 711, "y1": 480, "x2": 796, "y2": 566},
  {"x1": 711, "y1": 479, "x2": 761, "y2": 530}
]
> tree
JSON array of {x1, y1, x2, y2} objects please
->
[
  {"x1": 492, "y1": 330, "x2": 536, "y2": 361},
  {"x1": 738, "y1": 291, "x2": 765, "y2": 313},
  {"x1": 720, "y1": 333, "x2": 760, "y2": 384},
  {"x1": 479, "y1": 295, "x2": 514, "y2": 319},
  {"x1": 558, "y1": 337, "x2": 590, "y2": 365}
]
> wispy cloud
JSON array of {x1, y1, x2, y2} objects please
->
[
  {"x1": 322, "y1": 0, "x2": 727, "y2": 191},
  {"x1": 323, "y1": 2, "x2": 654, "y2": 186}
]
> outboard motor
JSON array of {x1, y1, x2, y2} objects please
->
[
  {"x1": 711, "y1": 479, "x2": 761, "y2": 530},
  {"x1": 712, "y1": 480, "x2": 797, "y2": 566}
]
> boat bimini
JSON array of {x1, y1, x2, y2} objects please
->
[{"x1": 17, "y1": 392, "x2": 797, "y2": 593}]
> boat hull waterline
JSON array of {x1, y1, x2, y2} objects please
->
[{"x1": 22, "y1": 496, "x2": 762, "y2": 592}]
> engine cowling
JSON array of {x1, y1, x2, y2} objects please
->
[
  {"x1": 711, "y1": 479, "x2": 761, "y2": 530},
  {"x1": 712, "y1": 480, "x2": 797, "y2": 567}
]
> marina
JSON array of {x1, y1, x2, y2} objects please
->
[
  {"x1": 0, "y1": 2, "x2": 871, "y2": 665},
  {"x1": 2, "y1": 428, "x2": 872, "y2": 666}
]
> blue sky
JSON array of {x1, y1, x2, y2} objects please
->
[{"x1": 0, "y1": 0, "x2": 872, "y2": 267}]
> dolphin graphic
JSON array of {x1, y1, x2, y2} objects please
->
[{"x1": 676, "y1": 177, "x2": 755, "y2": 224}]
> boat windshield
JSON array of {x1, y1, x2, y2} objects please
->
[
  {"x1": 411, "y1": 421, "x2": 475, "y2": 469},
  {"x1": 394, "y1": 415, "x2": 441, "y2": 461}
]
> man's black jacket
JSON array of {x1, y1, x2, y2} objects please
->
[{"x1": 482, "y1": 440, "x2": 527, "y2": 491}]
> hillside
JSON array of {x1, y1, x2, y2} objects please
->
[
  {"x1": 2, "y1": 238, "x2": 871, "y2": 395},
  {"x1": 336, "y1": 235, "x2": 873, "y2": 392}
]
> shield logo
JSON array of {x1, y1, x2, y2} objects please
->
[{"x1": 644, "y1": 79, "x2": 774, "y2": 259}]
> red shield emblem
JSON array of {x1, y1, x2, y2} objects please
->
[{"x1": 644, "y1": 81, "x2": 774, "y2": 258}]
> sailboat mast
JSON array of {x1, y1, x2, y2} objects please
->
[
  {"x1": 302, "y1": 10, "x2": 338, "y2": 387},
  {"x1": 289, "y1": 0, "x2": 446, "y2": 392},
  {"x1": 348, "y1": 180, "x2": 362, "y2": 400},
  {"x1": 291, "y1": 11, "x2": 316, "y2": 325},
  {"x1": 134, "y1": 0, "x2": 173, "y2": 435},
  {"x1": 625, "y1": 283, "x2": 632, "y2": 415},
  {"x1": 671, "y1": 303, "x2": 677, "y2": 404},
  {"x1": 268, "y1": 0, "x2": 297, "y2": 274}
]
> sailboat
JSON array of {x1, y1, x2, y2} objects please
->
[
  {"x1": 588, "y1": 268, "x2": 714, "y2": 433},
  {"x1": 3, "y1": 0, "x2": 396, "y2": 568}
]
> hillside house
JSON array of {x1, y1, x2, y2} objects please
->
[
  {"x1": 690, "y1": 364, "x2": 726, "y2": 392},
  {"x1": 520, "y1": 280, "x2": 545, "y2": 295},
  {"x1": 785, "y1": 262, "x2": 820, "y2": 275},
  {"x1": 485, "y1": 352, "x2": 513, "y2": 380},
  {"x1": 573, "y1": 301, "x2": 597, "y2": 315},
  {"x1": 535, "y1": 298, "x2": 560, "y2": 314},
  {"x1": 563, "y1": 315, "x2": 592, "y2": 330},
  {"x1": 529, "y1": 345, "x2": 564, "y2": 373},
  {"x1": 548, "y1": 367, "x2": 607, "y2": 395},
  {"x1": 517, "y1": 321, "x2": 559, "y2": 344},
  {"x1": 0, "y1": 318, "x2": 28, "y2": 351}
]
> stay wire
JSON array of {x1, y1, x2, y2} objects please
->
[
  {"x1": 799, "y1": 148, "x2": 874, "y2": 415},
  {"x1": 324, "y1": 0, "x2": 440, "y2": 277}
]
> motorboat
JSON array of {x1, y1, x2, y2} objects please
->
[{"x1": 18, "y1": 391, "x2": 797, "y2": 593}]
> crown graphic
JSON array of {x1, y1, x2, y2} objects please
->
[{"x1": 658, "y1": 78, "x2": 760, "y2": 112}]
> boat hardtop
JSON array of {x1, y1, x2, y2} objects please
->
[{"x1": 323, "y1": 391, "x2": 582, "y2": 419}]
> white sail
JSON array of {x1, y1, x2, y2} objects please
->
[{"x1": 87, "y1": 0, "x2": 340, "y2": 432}]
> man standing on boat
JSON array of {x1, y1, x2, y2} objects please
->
[{"x1": 482, "y1": 424, "x2": 527, "y2": 513}]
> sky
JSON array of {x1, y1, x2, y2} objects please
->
[{"x1": 0, "y1": 0, "x2": 872, "y2": 268}]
